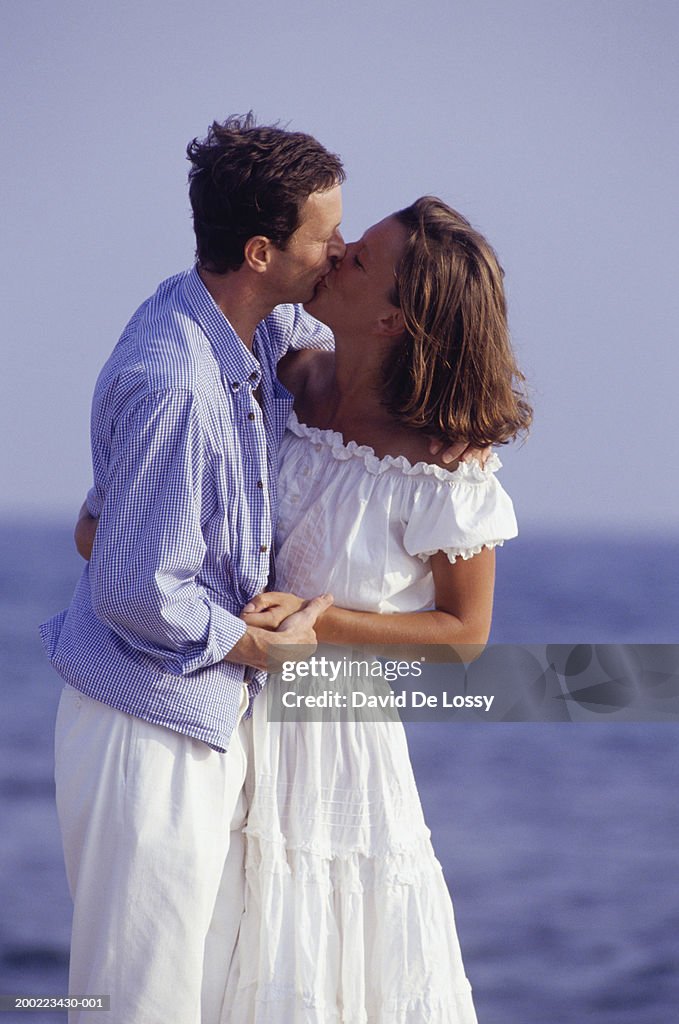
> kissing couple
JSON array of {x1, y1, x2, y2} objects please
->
[{"x1": 42, "y1": 113, "x2": 530, "y2": 1023}]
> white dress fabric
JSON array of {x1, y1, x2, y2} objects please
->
[{"x1": 224, "y1": 413, "x2": 517, "y2": 1023}]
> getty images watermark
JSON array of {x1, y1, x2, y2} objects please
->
[
  {"x1": 278, "y1": 654, "x2": 494, "y2": 713},
  {"x1": 266, "y1": 644, "x2": 679, "y2": 722}
]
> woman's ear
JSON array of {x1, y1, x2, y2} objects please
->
[
  {"x1": 243, "y1": 235, "x2": 272, "y2": 274},
  {"x1": 376, "y1": 308, "x2": 406, "y2": 338}
]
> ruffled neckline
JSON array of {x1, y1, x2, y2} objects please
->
[{"x1": 286, "y1": 410, "x2": 501, "y2": 482}]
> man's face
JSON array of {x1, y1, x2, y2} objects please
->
[{"x1": 266, "y1": 185, "x2": 345, "y2": 304}]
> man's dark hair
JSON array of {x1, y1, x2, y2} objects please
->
[{"x1": 186, "y1": 113, "x2": 345, "y2": 274}]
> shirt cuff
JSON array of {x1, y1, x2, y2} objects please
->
[{"x1": 164, "y1": 603, "x2": 248, "y2": 676}]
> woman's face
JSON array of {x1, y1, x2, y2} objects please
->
[{"x1": 304, "y1": 214, "x2": 408, "y2": 338}]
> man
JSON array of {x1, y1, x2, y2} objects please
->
[{"x1": 41, "y1": 114, "x2": 345, "y2": 1023}]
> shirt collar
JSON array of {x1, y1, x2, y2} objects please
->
[{"x1": 181, "y1": 265, "x2": 262, "y2": 387}]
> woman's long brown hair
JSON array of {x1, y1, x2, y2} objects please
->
[{"x1": 383, "y1": 196, "x2": 532, "y2": 447}]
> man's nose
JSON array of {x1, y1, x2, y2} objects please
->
[{"x1": 329, "y1": 230, "x2": 346, "y2": 263}]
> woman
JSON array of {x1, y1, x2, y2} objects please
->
[{"x1": 223, "y1": 197, "x2": 531, "y2": 1022}]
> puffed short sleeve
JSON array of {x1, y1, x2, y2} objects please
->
[{"x1": 402, "y1": 454, "x2": 518, "y2": 563}]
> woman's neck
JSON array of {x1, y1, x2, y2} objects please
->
[{"x1": 323, "y1": 330, "x2": 390, "y2": 424}]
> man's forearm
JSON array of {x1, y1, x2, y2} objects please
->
[{"x1": 76, "y1": 500, "x2": 256, "y2": 673}]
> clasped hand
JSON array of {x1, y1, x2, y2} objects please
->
[{"x1": 241, "y1": 591, "x2": 309, "y2": 630}]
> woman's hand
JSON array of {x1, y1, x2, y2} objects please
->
[
  {"x1": 75, "y1": 501, "x2": 98, "y2": 560},
  {"x1": 428, "y1": 438, "x2": 492, "y2": 467},
  {"x1": 241, "y1": 591, "x2": 307, "y2": 630}
]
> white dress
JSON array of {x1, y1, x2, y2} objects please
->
[{"x1": 224, "y1": 412, "x2": 518, "y2": 1024}]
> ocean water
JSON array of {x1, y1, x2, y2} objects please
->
[{"x1": 0, "y1": 522, "x2": 677, "y2": 1022}]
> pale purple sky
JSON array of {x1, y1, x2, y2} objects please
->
[{"x1": 1, "y1": 0, "x2": 677, "y2": 530}]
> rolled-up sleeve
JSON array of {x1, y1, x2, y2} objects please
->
[
  {"x1": 267, "y1": 304, "x2": 335, "y2": 358},
  {"x1": 89, "y1": 388, "x2": 246, "y2": 674}
]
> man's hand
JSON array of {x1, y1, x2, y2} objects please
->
[
  {"x1": 227, "y1": 593, "x2": 334, "y2": 672},
  {"x1": 428, "y1": 438, "x2": 492, "y2": 467},
  {"x1": 75, "y1": 501, "x2": 98, "y2": 560},
  {"x1": 241, "y1": 591, "x2": 306, "y2": 630}
]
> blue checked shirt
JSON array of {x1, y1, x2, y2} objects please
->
[{"x1": 40, "y1": 266, "x2": 332, "y2": 751}]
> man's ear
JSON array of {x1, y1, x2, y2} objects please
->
[
  {"x1": 376, "y1": 308, "x2": 406, "y2": 338},
  {"x1": 243, "y1": 235, "x2": 273, "y2": 274}
]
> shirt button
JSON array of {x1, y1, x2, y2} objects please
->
[
  {"x1": 256, "y1": 480, "x2": 263, "y2": 489},
  {"x1": 231, "y1": 381, "x2": 240, "y2": 390},
  {"x1": 248, "y1": 372, "x2": 258, "y2": 382},
  {"x1": 259, "y1": 544, "x2": 268, "y2": 553},
  {"x1": 248, "y1": 412, "x2": 255, "y2": 421}
]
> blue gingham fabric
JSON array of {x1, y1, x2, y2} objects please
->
[{"x1": 40, "y1": 266, "x2": 333, "y2": 752}]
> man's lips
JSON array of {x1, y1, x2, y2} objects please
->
[
  {"x1": 316, "y1": 262, "x2": 340, "y2": 291},
  {"x1": 309, "y1": 273, "x2": 330, "y2": 299}
]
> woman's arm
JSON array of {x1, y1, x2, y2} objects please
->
[
  {"x1": 243, "y1": 546, "x2": 496, "y2": 656},
  {"x1": 75, "y1": 502, "x2": 97, "y2": 559}
]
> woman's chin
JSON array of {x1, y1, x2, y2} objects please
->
[{"x1": 303, "y1": 295, "x2": 332, "y2": 326}]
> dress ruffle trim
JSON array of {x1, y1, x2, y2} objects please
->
[
  {"x1": 243, "y1": 825, "x2": 435, "y2": 872},
  {"x1": 231, "y1": 833, "x2": 478, "y2": 1023},
  {"x1": 417, "y1": 538, "x2": 507, "y2": 564},
  {"x1": 287, "y1": 412, "x2": 501, "y2": 483}
]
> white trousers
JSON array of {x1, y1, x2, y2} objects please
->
[{"x1": 54, "y1": 684, "x2": 252, "y2": 1024}]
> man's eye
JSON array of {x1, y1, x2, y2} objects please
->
[{"x1": 353, "y1": 255, "x2": 365, "y2": 270}]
